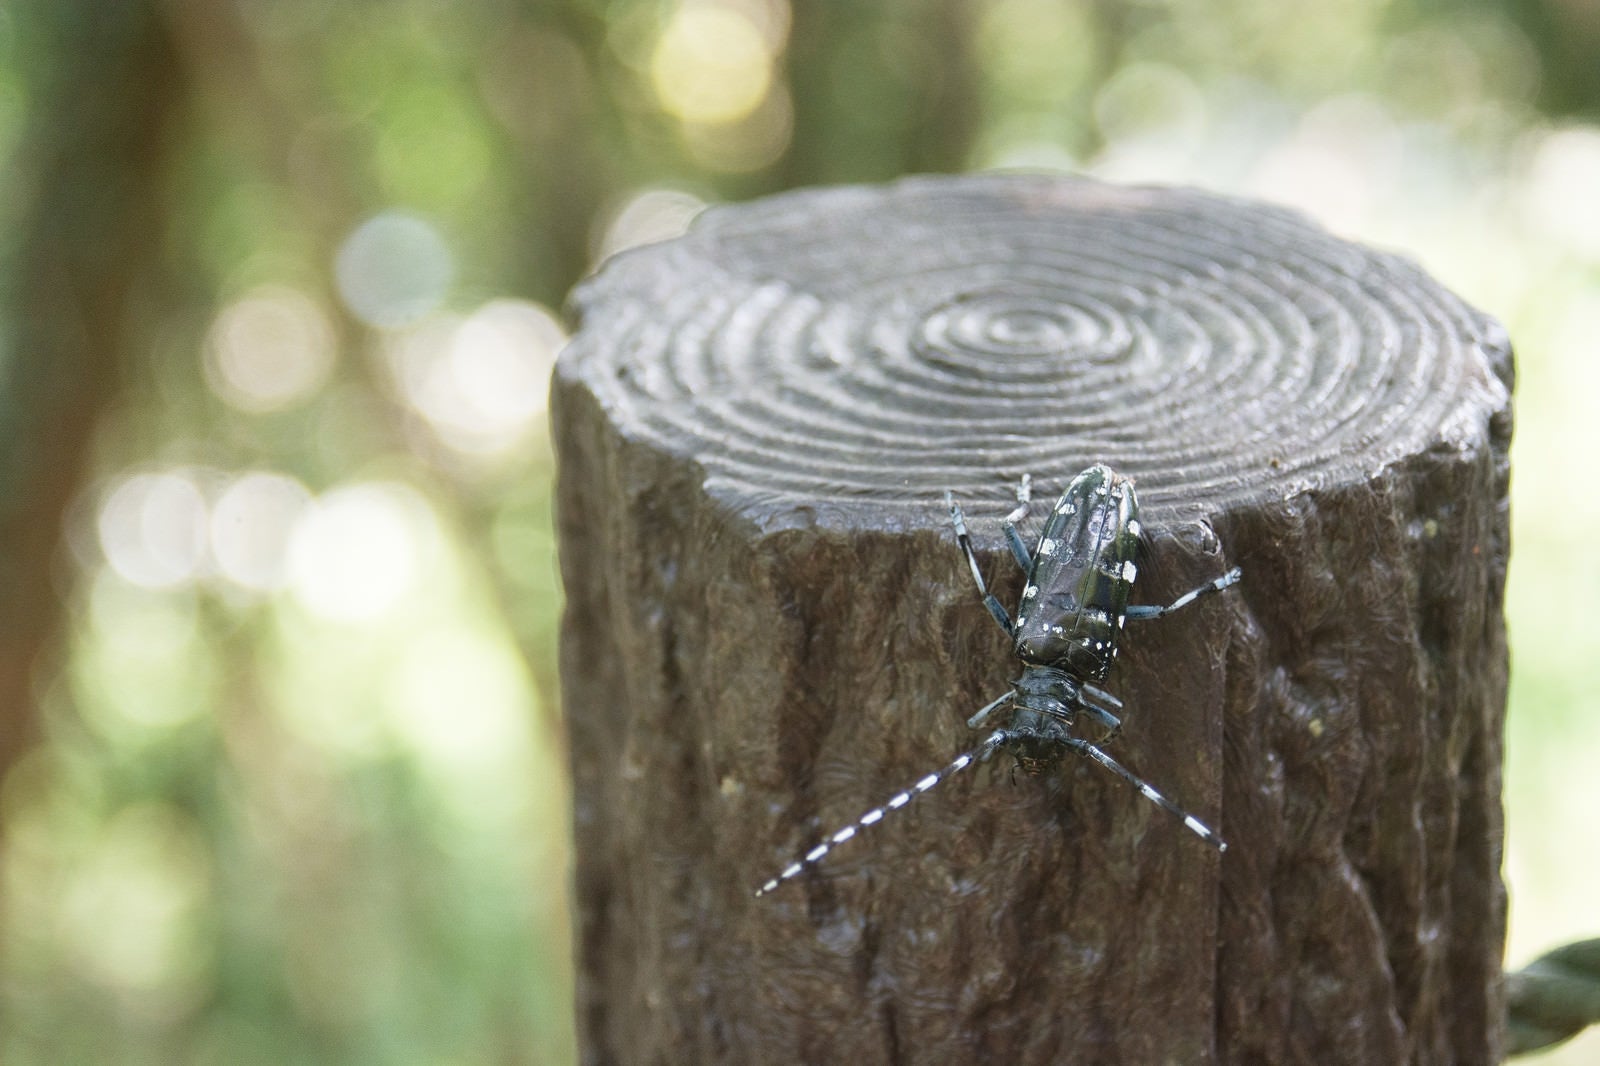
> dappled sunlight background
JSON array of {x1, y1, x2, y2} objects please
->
[{"x1": 1, "y1": 0, "x2": 1597, "y2": 1061}]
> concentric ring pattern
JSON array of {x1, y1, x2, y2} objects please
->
[{"x1": 561, "y1": 175, "x2": 1511, "y2": 524}]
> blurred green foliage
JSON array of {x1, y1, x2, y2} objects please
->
[{"x1": 0, "y1": 0, "x2": 1597, "y2": 1062}]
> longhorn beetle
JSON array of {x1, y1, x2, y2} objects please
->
[{"x1": 755, "y1": 464, "x2": 1241, "y2": 897}]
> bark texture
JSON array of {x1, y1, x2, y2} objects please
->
[{"x1": 552, "y1": 174, "x2": 1513, "y2": 1065}]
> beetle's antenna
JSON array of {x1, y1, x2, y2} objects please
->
[
  {"x1": 1071, "y1": 740, "x2": 1227, "y2": 851},
  {"x1": 755, "y1": 729, "x2": 1006, "y2": 897}
]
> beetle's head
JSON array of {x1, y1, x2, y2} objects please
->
[{"x1": 1009, "y1": 738, "x2": 1060, "y2": 776}]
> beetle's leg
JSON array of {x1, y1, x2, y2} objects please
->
[
  {"x1": 966, "y1": 690, "x2": 1014, "y2": 730},
  {"x1": 1082, "y1": 683, "x2": 1121, "y2": 712},
  {"x1": 1125, "y1": 566, "x2": 1242, "y2": 621},
  {"x1": 1030, "y1": 685, "x2": 1120, "y2": 742},
  {"x1": 945, "y1": 490, "x2": 1014, "y2": 635},
  {"x1": 1068, "y1": 738, "x2": 1226, "y2": 851},
  {"x1": 1002, "y1": 473, "x2": 1034, "y2": 572},
  {"x1": 1080, "y1": 685, "x2": 1123, "y2": 743}
]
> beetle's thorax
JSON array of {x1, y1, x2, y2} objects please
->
[
  {"x1": 1002, "y1": 666, "x2": 1080, "y2": 774},
  {"x1": 1013, "y1": 664, "x2": 1079, "y2": 709}
]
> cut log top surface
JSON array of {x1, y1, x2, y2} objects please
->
[{"x1": 562, "y1": 174, "x2": 1511, "y2": 526}]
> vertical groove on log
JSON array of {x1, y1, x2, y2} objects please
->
[{"x1": 553, "y1": 174, "x2": 1512, "y2": 1064}]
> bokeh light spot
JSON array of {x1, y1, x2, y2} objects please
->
[
  {"x1": 61, "y1": 803, "x2": 212, "y2": 996},
  {"x1": 1248, "y1": 95, "x2": 1400, "y2": 232},
  {"x1": 211, "y1": 472, "x2": 314, "y2": 592},
  {"x1": 375, "y1": 84, "x2": 495, "y2": 210},
  {"x1": 286, "y1": 482, "x2": 436, "y2": 622},
  {"x1": 384, "y1": 628, "x2": 535, "y2": 788},
  {"x1": 203, "y1": 286, "x2": 335, "y2": 413},
  {"x1": 594, "y1": 188, "x2": 706, "y2": 263},
  {"x1": 389, "y1": 301, "x2": 568, "y2": 456},
  {"x1": 651, "y1": 3, "x2": 775, "y2": 125},
  {"x1": 1093, "y1": 63, "x2": 1205, "y2": 147},
  {"x1": 97, "y1": 470, "x2": 210, "y2": 589},
  {"x1": 681, "y1": 80, "x2": 793, "y2": 173},
  {"x1": 335, "y1": 211, "x2": 455, "y2": 329},
  {"x1": 72, "y1": 572, "x2": 212, "y2": 743},
  {"x1": 1521, "y1": 126, "x2": 1600, "y2": 262}
]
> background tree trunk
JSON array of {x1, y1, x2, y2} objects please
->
[
  {"x1": 552, "y1": 174, "x2": 1512, "y2": 1065},
  {"x1": 0, "y1": 1, "x2": 186, "y2": 785}
]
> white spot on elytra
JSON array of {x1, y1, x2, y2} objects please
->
[
  {"x1": 1039, "y1": 538, "x2": 1057, "y2": 556},
  {"x1": 1023, "y1": 584, "x2": 1038, "y2": 599},
  {"x1": 1128, "y1": 519, "x2": 1142, "y2": 537},
  {"x1": 1122, "y1": 560, "x2": 1137, "y2": 582}
]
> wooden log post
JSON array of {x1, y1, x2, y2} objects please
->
[{"x1": 552, "y1": 175, "x2": 1513, "y2": 1065}]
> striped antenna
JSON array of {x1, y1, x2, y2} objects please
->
[{"x1": 755, "y1": 730, "x2": 1005, "y2": 897}]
